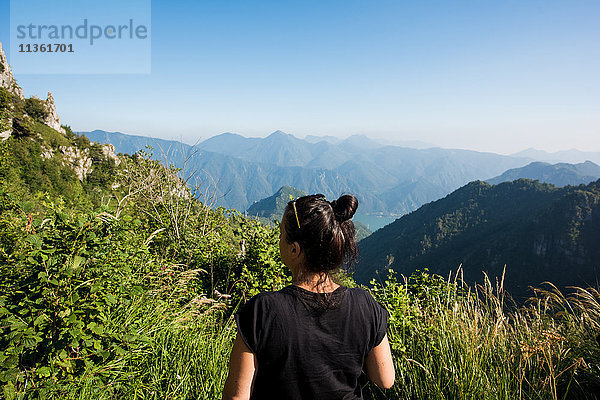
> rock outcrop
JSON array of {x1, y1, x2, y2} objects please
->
[
  {"x1": 41, "y1": 145, "x2": 54, "y2": 159},
  {"x1": 44, "y1": 92, "x2": 66, "y2": 134},
  {"x1": 0, "y1": 41, "x2": 24, "y2": 99},
  {"x1": 59, "y1": 146, "x2": 93, "y2": 181},
  {"x1": 101, "y1": 143, "x2": 121, "y2": 166},
  {"x1": 0, "y1": 116, "x2": 11, "y2": 141}
]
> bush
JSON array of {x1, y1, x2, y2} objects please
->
[
  {"x1": 24, "y1": 98, "x2": 48, "y2": 122},
  {"x1": 11, "y1": 118, "x2": 34, "y2": 138},
  {"x1": 0, "y1": 202, "x2": 155, "y2": 396},
  {"x1": 0, "y1": 88, "x2": 11, "y2": 111},
  {"x1": 62, "y1": 125, "x2": 75, "y2": 139}
]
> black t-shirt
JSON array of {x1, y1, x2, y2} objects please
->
[{"x1": 235, "y1": 285, "x2": 388, "y2": 400}]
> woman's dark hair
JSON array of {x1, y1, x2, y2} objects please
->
[{"x1": 283, "y1": 194, "x2": 359, "y2": 275}]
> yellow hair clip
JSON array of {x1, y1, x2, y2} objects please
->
[{"x1": 292, "y1": 201, "x2": 301, "y2": 229}]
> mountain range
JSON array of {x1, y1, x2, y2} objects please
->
[
  {"x1": 488, "y1": 161, "x2": 600, "y2": 187},
  {"x1": 82, "y1": 129, "x2": 536, "y2": 216}
]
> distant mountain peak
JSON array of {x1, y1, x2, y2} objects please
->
[
  {"x1": 304, "y1": 134, "x2": 341, "y2": 144},
  {"x1": 269, "y1": 130, "x2": 290, "y2": 137},
  {"x1": 344, "y1": 134, "x2": 375, "y2": 143},
  {"x1": 529, "y1": 161, "x2": 552, "y2": 167},
  {"x1": 265, "y1": 130, "x2": 299, "y2": 144},
  {"x1": 339, "y1": 134, "x2": 382, "y2": 150},
  {"x1": 219, "y1": 132, "x2": 244, "y2": 137},
  {"x1": 511, "y1": 148, "x2": 600, "y2": 165},
  {"x1": 201, "y1": 132, "x2": 246, "y2": 142}
]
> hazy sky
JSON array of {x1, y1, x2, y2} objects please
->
[{"x1": 1, "y1": 0, "x2": 599, "y2": 154}]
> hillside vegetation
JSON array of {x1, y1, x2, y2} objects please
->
[{"x1": 0, "y1": 132, "x2": 291, "y2": 398}]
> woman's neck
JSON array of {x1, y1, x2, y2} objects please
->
[{"x1": 292, "y1": 271, "x2": 339, "y2": 293}]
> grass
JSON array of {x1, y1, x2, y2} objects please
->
[{"x1": 366, "y1": 270, "x2": 600, "y2": 400}]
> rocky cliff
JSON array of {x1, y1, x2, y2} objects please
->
[
  {"x1": 0, "y1": 42, "x2": 24, "y2": 99},
  {"x1": 0, "y1": 40, "x2": 121, "y2": 189},
  {"x1": 44, "y1": 92, "x2": 66, "y2": 134}
]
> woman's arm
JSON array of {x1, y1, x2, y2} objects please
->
[
  {"x1": 364, "y1": 334, "x2": 395, "y2": 389},
  {"x1": 222, "y1": 332, "x2": 257, "y2": 400}
]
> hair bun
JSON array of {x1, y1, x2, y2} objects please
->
[{"x1": 330, "y1": 194, "x2": 358, "y2": 222}]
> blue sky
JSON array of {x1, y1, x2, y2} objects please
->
[{"x1": 1, "y1": 0, "x2": 599, "y2": 153}]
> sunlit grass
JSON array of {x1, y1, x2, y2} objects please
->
[{"x1": 366, "y1": 269, "x2": 600, "y2": 399}]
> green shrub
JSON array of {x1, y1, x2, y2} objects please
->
[
  {"x1": 62, "y1": 125, "x2": 75, "y2": 139},
  {"x1": 11, "y1": 118, "x2": 34, "y2": 138},
  {"x1": 75, "y1": 134, "x2": 90, "y2": 149},
  {"x1": 0, "y1": 202, "x2": 156, "y2": 396},
  {"x1": 24, "y1": 98, "x2": 48, "y2": 122},
  {"x1": 0, "y1": 88, "x2": 11, "y2": 110}
]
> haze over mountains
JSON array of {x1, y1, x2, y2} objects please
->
[
  {"x1": 83, "y1": 129, "x2": 544, "y2": 216},
  {"x1": 511, "y1": 148, "x2": 600, "y2": 165}
]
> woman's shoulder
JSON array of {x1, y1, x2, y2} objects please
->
[
  {"x1": 244, "y1": 288, "x2": 286, "y2": 303},
  {"x1": 346, "y1": 286, "x2": 376, "y2": 300},
  {"x1": 345, "y1": 287, "x2": 387, "y2": 311},
  {"x1": 240, "y1": 287, "x2": 295, "y2": 308}
]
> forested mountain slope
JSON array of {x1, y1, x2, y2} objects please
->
[
  {"x1": 357, "y1": 179, "x2": 600, "y2": 299},
  {"x1": 246, "y1": 185, "x2": 306, "y2": 219}
]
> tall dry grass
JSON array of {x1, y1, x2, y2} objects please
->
[{"x1": 366, "y1": 269, "x2": 600, "y2": 400}]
